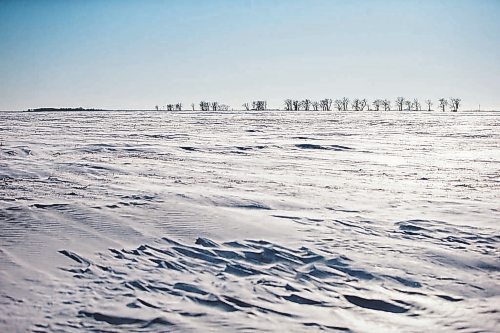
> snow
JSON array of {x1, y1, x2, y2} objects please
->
[{"x1": 1, "y1": 110, "x2": 499, "y2": 332}]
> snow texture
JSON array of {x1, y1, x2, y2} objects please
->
[{"x1": 1, "y1": 110, "x2": 499, "y2": 332}]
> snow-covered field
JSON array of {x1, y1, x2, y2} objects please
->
[{"x1": 0, "y1": 110, "x2": 499, "y2": 332}]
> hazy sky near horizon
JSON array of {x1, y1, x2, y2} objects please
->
[{"x1": 1, "y1": 0, "x2": 499, "y2": 110}]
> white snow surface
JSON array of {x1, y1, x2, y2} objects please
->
[{"x1": 0, "y1": 110, "x2": 499, "y2": 332}]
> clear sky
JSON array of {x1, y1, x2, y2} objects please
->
[{"x1": 0, "y1": 0, "x2": 499, "y2": 110}]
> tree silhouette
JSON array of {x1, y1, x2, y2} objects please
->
[
  {"x1": 359, "y1": 99, "x2": 367, "y2": 111},
  {"x1": 334, "y1": 99, "x2": 343, "y2": 111},
  {"x1": 382, "y1": 99, "x2": 391, "y2": 111},
  {"x1": 412, "y1": 98, "x2": 421, "y2": 111},
  {"x1": 372, "y1": 99, "x2": 382, "y2": 111},
  {"x1": 292, "y1": 100, "x2": 301, "y2": 111},
  {"x1": 175, "y1": 103, "x2": 182, "y2": 111},
  {"x1": 351, "y1": 98, "x2": 361, "y2": 111},
  {"x1": 302, "y1": 99, "x2": 311, "y2": 111},
  {"x1": 425, "y1": 99, "x2": 432, "y2": 111},
  {"x1": 199, "y1": 101, "x2": 210, "y2": 111},
  {"x1": 438, "y1": 98, "x2": 448, "y2": 112},
  {"x1": 410, "y1": 98, "x2": 421, "y2": 111},
  {"x1": 404, "y1": 100, "x2": 412, "y2": 111},
  {"x1": 341, "y1": 97, "x2": 349, "y2": 111},
  {"x1": 242, "y1": 103, "x2": 250, "y2": 111},
  {"x1": 449, "y1": 98, "x2": 461, "y2": 112},
  {"x1": 252, "y1": 101, "x2": 267, "y2": 111},
  {"x1": 191, "y1": 103, "x2": 195, "y2": 111},
  {"x1": 312, "y1": 101, "x2": 319, "y2": 111},
  {"x1": 395, "y1": 97, "x2": 405, "y2": 111},
  {"x1": 284, "y1": 99, "x2": 293, "y2": 111},
  {"x1": 320, "y1": 99, "x2": 332, "y2": 111}
]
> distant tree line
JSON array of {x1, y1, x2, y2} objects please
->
[
  {"x1": 242, "y1": 101, "x2": 267, "y2": 111},
  {"x1": 198, "y1": 101, "x2": 230, "y2": 111},
  {"x1": 283, "y1": 97, "x2": 460, "y2": 112},
  {"x1": 26, "y1": 107, "x2": 105, "y2": 112},
  {"x1": 156, "y1": 97, "x2": 461, "y2": 112}
]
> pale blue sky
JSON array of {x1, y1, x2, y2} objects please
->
[{"x1": 0, "y1": 0, "x2": 499, "y2": 110}]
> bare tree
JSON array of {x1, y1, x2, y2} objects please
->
[
  {"x1": 292, "y1": 100, "x2": 301, "y2": 111},
  {"x1": 341, "y1": 97, "x2": 349, "y2": 111},
  {"x1": 219, "y1": 104, "x2": 230, "y2": 111},
  {"x1": 320, "y1": 98, "x2": 332, "y2": 111},
  {"x1": 312, "y1": 101, "x2": 319, "y2": 111},
  {"x1": 438, "y1": 98, "x2": 448, "y2": 112},
  {"x1": 210, "y1": 102, "x2": 219, "y2": 111},
  {"x1": 359, "y1": 99, "x2": 367, "y2": 111},
  {"x1": 334, "y1": 99, "x2": 343, "y2": 111},
  {"x1": 175, "y1": 103, "x2": 182, "y2": 111},
  {"x1": 351, "y1": 98, "x2": 360, "y2": 111},
  {"x1": 404, "y1": 100, "x2": 412, "y2": 111},
  {"x1": 382, "y1": 99, "x2": 391, "y2": 111},
  {"x1": 242, "y1": 103, "x2": 250, "y2": 111},
  {"x1": 449, "y1": 98, "x2": 461, "y2": 112},
  {"x1": 412, "y1": 98, "x2": 421, "y2": 111},
  {"x1": 395, "y1": 97, "x2": 405, "y2": 111},
  {"x1": 425, "y1": 99, "x2": 432, "y2": 111},
  {"x1": 252, "y1": 101, "x2": 267, "y2": 111},
  {"x1": 302, "y1": 99, "x2": 311, "y2": 111},
  {"x1": 284, "y1": 99, "x2": 293, "y2": 111},
  {"x1": 191, "y1": 103, "x2": 195, "y2": 111},
  {"x1": 155, "y1": 105, "x2": 159, "y2": 111},
  {"x1": 372, "y1": 99, "x2": 382, "y2": 111},
  {"x1": 166, "y1": 104, "x2": 174, "y2": 111},
  {"x1": 199, "y1": 101, "x2": 210, "y2": 111}
]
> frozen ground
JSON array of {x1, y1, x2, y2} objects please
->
[{"x1": 0, "y1": 110, "x2": 499, "y2": 332}]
